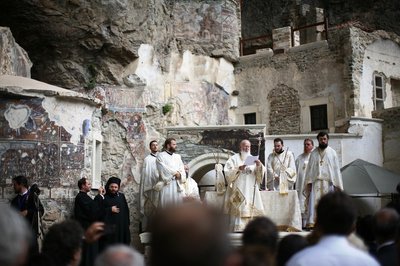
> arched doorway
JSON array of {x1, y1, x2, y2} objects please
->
[{"x1": 187, "y1": 153, "x2": 231, "y2": 199}]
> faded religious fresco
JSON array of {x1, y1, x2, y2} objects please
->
[
  {"x1": 116, "y1": 112, "x2": 146, "y2": 158},
  {"x1": 101, "y1": 111, "x2": 146, "y2": 181},
  {"x1": 174, "y1": 81, "x2": 230, "y2": 125},
  {"x1": 0, "y1": 97, "x2": 85, "y2": 187},
  {"x1": 173, "y1": 1, "x2": 238, "y2": 43}
]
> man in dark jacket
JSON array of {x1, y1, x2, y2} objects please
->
[
  {"x1": 11, "y1": 175, "x2": 44, "y2": 256},
  {"x1": 74, "y1": 177, "x2": 104, "y2": 266}
]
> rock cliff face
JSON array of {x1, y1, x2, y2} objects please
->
[
  {"x1": 0, "y1": 0, "x2": 240, "y2": 89},
  {"x1": 0, "y1": 27, "x2": 32, "y2": 77}
]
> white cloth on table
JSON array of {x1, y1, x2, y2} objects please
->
[{"x1": 204, "y1": 190, "x2": 302, "y2": 231}]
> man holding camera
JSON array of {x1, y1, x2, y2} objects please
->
[{"x1": 11, "y1": 175, "x2": 44, "y2": 255}]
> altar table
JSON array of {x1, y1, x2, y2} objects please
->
[{"x1": 204, "y1": 190, "x2": 302, "y2": 231}]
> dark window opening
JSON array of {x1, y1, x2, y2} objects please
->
[
  {"x1": 244, "y1": 113, "x2": 257, "y2": 124},
  {"x1": 374, "y1": 75, "x2": 385, "y2": 111},
  {"x1": 310, "y1": 105, "x2": 327, "y2": 131}
]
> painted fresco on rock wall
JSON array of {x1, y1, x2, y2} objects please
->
[
  {"x1": 0, "y1": 142, "x2": 60, "y2": 186},
  {"x1": 0, "y1": 98, "x2": 75, "y2": 142},
  {"x1": 0, "y1": 97, "x2": 87, "y2": 187},
  {"x1": 173, "y1": 2, "x2": 238, "y2": 43},
  {"x1": 114, "y1": 112, "x2": 146, "y2": 160},
  {"x1": 105, "y1": 87, "x2": 145, "y2": 113},
  {"x1": 173, "y1": 81, "x2": 229, "y2": 125},
  {"x1": 101, "y1": 111, "x2": 146, "y2": 183},
  {"x1": 61, "y1": 144, "x2": 85, "y2": 170}
]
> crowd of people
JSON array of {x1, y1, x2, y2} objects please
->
[{"x1": 1, "y1": 132, "x2": 400, "y2": 266}]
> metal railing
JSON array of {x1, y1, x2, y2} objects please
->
[
  {"x1": 239, "y1": 34, "x2": 272, "y2": 56},
  {"x1": 239, "y1": 16, "x2": 328, "y2": 56},
  {"x1": 291, "y1": 17, "x2": 328, "y2": 47}
]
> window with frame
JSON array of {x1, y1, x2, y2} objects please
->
[
  {"x1": 244, "y1": 112, "x2": 257, "y2": 124},
  {"x1": 310, "y1": 104, "x2": 328, "y2": 131},
  {"x1": 391, "y1": 78, "x2": 400, "y2": 107},
  {"x1": 374, "y1": 74, "x2": 385, "y2": 111}
]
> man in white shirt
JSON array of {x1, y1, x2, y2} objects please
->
[
  {"x1": 155, "y1": 138, "x2": 186, "y2": 208},
  {"x1": 295, "y1": 138, "x2": 314, "y2": 228},
  {"x1": 139, "y1": 140, "x2": 159, "y2": 231},
  {"x1": 305, "y1": 132, "x2": 343, "y2": 228},
  {"x1": 287, "y1": 191, "x2": 379, "y2": 266},
  {"x1": 224, "y1": 139, "x2": 265, "y2": 231},
  {"x1": 266, "y1": 138, "x2": 297, "y2": 194}
]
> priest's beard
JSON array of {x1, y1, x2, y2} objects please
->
[
  {"x1": 240, "y1": 151, "x2": 251, "y2": 157},
  {"x1": 319, "y1": 143, "x2": 328, "y2": 149}
]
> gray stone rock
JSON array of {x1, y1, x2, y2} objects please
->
[{"x1": 0, "y1": 27, "x2": 32, "y2": 77}]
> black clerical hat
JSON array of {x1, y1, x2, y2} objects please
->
[{"x1": 105, "y1": 176, "x2": 121, "y2": 189}]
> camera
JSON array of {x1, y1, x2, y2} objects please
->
[{"x1": 30, "y1": 183, "x2": 41, "y2": 195}]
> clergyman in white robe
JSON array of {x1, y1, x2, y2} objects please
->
[
  {"x1": 295, "y1": 152, "x2": 311, "y2": 226},
  {"x1": 139, "y1": 152, "x2": 159, "y2": 231},
  {"x1": 223, "y1": 140, "x2": 265, "y2": 232},
  {"x1": 305, "y1": 145, "x2": 343, "y2": 228},
  {"x1": 156, "y1": 150, "x2": 186, "y2": 208},
  {"x1": 267, "y1": 150, "x2": 297, "y2": 194}
]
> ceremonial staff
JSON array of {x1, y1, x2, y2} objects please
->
[{"x1": 250, "y1": 133, "x2": 262, "y2": 219}]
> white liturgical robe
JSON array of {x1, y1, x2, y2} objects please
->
[
  {"x1": 156, "y1": 151, "x2": 186, "y2": 208},
  {"x1": 267, "y1": 150, "x2": 297, "y2": 194},
  {"x1": 223, "y1": 153, "x2": 265, "y2": 232},
  {"x1": 295, "y1": 152, "x2": 311, "y2": 220},
  {"x1": 139, "y1": 153, "x2": 159, "y2": 216},
  {"x1": 305, "y1": 146, "x2": 343, "y2": 227}
]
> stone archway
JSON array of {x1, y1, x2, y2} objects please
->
[{"x1": 187, "y1": 152, "x2": 231, "y2": 198}]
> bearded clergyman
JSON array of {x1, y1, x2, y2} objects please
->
[
  {"x1": 304, "y1": 131, "x2": 343, "y2": 229},
  {"x1": 266, "y1": 138, "x2": 297, "y2": 194},
  {"x1": 223, "y1": 139, "x2": 265, "y2": 232},
  {"x1": 155, "y1": 138, "x2": 186, "y2": 208},
  {"x1": 295, "y1": 138, "x2": 314, "y2": 228},
  {"x1": 139, "y1": 140, "x2": 159, "y2": 232}
]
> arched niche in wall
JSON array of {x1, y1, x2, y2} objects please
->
[{"x1": 187, "y1": 152, "x2": 231, "y2": 198}]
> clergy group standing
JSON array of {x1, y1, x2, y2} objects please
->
[{"x1": 137, "y1": 132, "x2": 344, "y2": 233}]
